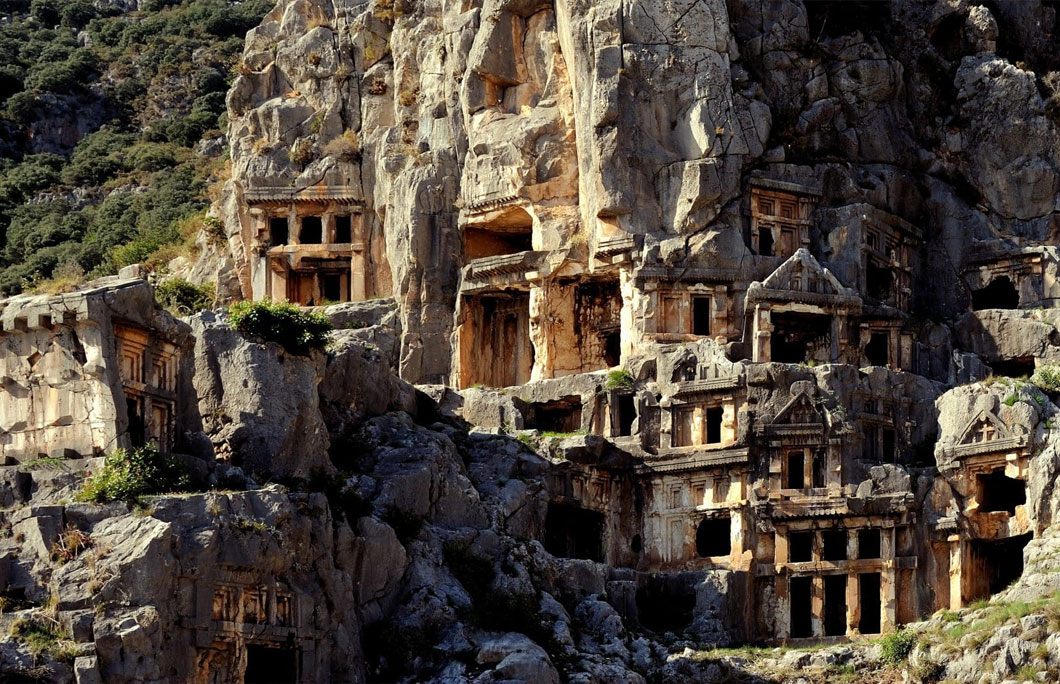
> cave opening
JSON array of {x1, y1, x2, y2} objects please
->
[
  {"x1": 695, "y1": 517, "x2": 731, "y2": 558},
  {"x1": 969, "y1": 532, "x2": 1032, "y2": 598},
  {"x1": 929, "y1": 11, "x2": 968, "y2": 61},
  {"x1": 865, "y1": 332, "x2": 888, "y2": 367},
  {"x1": 636, "y1": 578, "x2": 695, "y2": 633},
  {"x1": 544, "y1": 502, "x2": 605, "y2": 561},
  {"x1": 972, "y1": 276, "x2": 1019, "y2": 310},
  {"x1": 464, "y1": 207, "x2": 533, "y2": 259},
  {"x1": 989, "y1": 357, "x2": 1036, "y2": 379},
  {"x1": 526, "y1": 396, "x2": 581, "y2": 433},
  {"x1": 244, "y1": 643, "x2": 298, "y2": 684},
  {"x1": 805, "y1": 0, "x2": 891, "y2": 40},
  {"x1": 771, "y1": 312, "x2": 832, "y2": 363},
  {"x1": 977, "y1": 469, "x2": 1026, "y2": 514}
]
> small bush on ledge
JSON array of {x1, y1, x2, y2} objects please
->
[
  {"x1": 228, "y1": 299, "x2": 332, "y2": 355},
  {"x1": 76, "y1": 445, "x2": 191, "y2": 505},
  {"x1": 1032, "y1": 365, "x2": 1060, "y2": 395},
  {"x1": 155, "y1": 278, "x2": 214, "y2": 315},
  {"x1": 605, "y1": 368, "x2": 635, "y2": 390}
]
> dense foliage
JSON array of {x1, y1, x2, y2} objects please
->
[
  {"x1": 76, "y1": 445, "x2": 192, "y2": 504},
  {"x1": 0, "y1": 0, "x2": 273, "y2": 294},
  {"x1": 228, "y1": 299, "x2": 334, "y2": 355},
  {"x1": 155, "y1": 277, "x2": 214, "y2": 314}
]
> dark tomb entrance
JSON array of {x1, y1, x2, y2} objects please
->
[
  {"x1": 636, "y1": 576, "x2": 695, "y2": 633},
  {"x1": 790, "y1": 575, "x2": 813, "y2": 638},
  {"x1": 970, "y1": 532, "x2": 1032, "y2": 598},
  {"x1": 695, "y1": 517, "x2": 731, "y2": 557},
  {"x1": 245, "y1": 643, "x2": 298, "y2": 684},
  {"x1": 823, "y1": 574, "x2": 847, "y2": 636},
  {"x1": 977, "y1": 469, "x2": 1026, "y2": 514},
  {"x1": 616, "y1": 393, "x2": 636, "y2": 437},
  {"x1": 859, "y1": 572, "x2": 881, "y2": 634},
  {"x1": 544, "y1": 502, "x2": 604, "y2": 561},
  {"x1": 972, "y1": 276, "x2": 1019, "y2": 310}
]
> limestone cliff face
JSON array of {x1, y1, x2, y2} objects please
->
[{"x1": 218, "y1": 0, "x2": 1060, "y2": 383}]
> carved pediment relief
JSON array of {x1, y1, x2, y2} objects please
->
[
  {"x1": 957, "y1": 410, "x2": 1012, "y2": 446},
  {"x1": 760, "y1": 249, "x2": 851, "y2": 297},
  {"x1": 950, "y1": 409, "x2": 1029, "y2": 459},
  {"x1": 773, "y1": 393, "x2": 823, "y2": 426}
]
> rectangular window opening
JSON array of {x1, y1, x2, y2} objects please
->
[
  {"x1": 334, "y1": 215, "x2": 352, "y2": 243},
  {"x1": 822, "y1": 530, "x2": 847, "y2": 561},
  {"x1": 758, "y1": 226, "x2": 774, "y2": 256},
  {"x1": 692, "y1": 296, "x2": 711, "y2": 336},
  {"x1": 789, "y1": 531, "x2": 813, "y2": 563},
  {"x1": 706, "y1": 406, "x2": 723, "y2": 444},
  {"x1": 269, "y1": 217, "x2": 288, "y2": 246},
  {"x1": 858, "y1": 529, "x2": 881, "y2": 559},
  {"x1": 786, "y1": 451, "x2": 805, "y2": 489},
  {"x1": 617, "y1": 394, "x2": 636, "y2": 437},
  {"x1": 300, "y1": 216, "x2": 323, "y2": 244}
]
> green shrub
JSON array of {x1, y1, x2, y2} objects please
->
[
  {"x1": 879, "y1": 627, "x2": 916, "y2": 664},
  {"x1": 9, "y1": 616, "x2": 76, "y2": 661},
  {"x1": 605, "y1": 368, "x2": 634, "y2": 390},
  {"x1": 155, "y1": 278, "x2": 213, "y2": 315},
  {"x1": 227, "y1": 299, "x2": 332, "y2": 355},
  {"x1": 1032, "y1": 365, "x2": 1060, "y2": 395},
  {"x1": 76, "y1": 445, "x2": 191, "y2": 504}
]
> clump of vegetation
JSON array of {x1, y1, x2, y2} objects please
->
[
  {"x1": 50, "y1": 524, "x2": 91, "y2": 563},
  {"x1": 1032, "y1": 364, "x2": 1060, "y2": 395},
  {"x1": 9, "y1": 616, "x2": 77, "y2": 662},
  {"x1": 879, "y1": 627, "x2": 916, "y2": 664},
  {"x1": 0, "y1": 0, "x2": 274, "y2": 295},
  {"x1": 227, "y1": 299, "x2": 332, "y2": 355},
  {"x1": 155, "y1": 277, "x2": 213, "y2": 315},
  {"x1": 381, "y1": 504, "x2": 424, "y2": 544},
  {"x1": 605, "y1": 368, "x2": 635, "y2": 390},
  {"x1": 76, "y1": 445, "x2": 191, "y2": 504},
  {"x1": 322, "y1": 129, "x2": 361, "y2": 161},
  {"x1": 1003, "y1": 393, "x2": 1020, "y2": 407},
  {"x1": 443, "y1": 540, "x2": 496, "y2": 589}
]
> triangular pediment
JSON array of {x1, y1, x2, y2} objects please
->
[
  {"x1": 760, "y1": 248, "x2": 852, "y2": 297},
  {"x1": 956, "y1": 409, "x2": 1013, "y2": 446},
  {"x1": 773, "y1": 393, "x2": 823, "y2": 425}
]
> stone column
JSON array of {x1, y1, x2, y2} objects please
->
[
  {"x1": 775, "y1": 573, "x2": 790, "y2": 640},
  {"x1": 811, "y1": 573, "x2": 824, "y2": 638},
  {"x1": 846, "y1": 569, "x2": 859, "y2": 635},
  {"x1": 949, "y1": 536, "x2": 963, "y2": 610}
]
